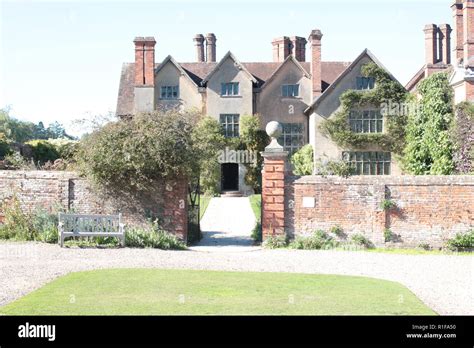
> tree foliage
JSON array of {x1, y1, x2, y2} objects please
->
[
  {"x1": 290, "y1": 144, "x2": 313, "y2": 175},
  {"x1": 239, "y1": 114, "x2": 269, "y2": 193},
  {"x1": 450, "y1": 101, "x2": 474, "y2": 174},
  {"x1": 191, "y1": 116, "x2": 227, "y2": 195},
  {"x1": 77, "y1": 110, "x2": 199, "y2": 192},
  {"x1": 403, "y1": 73, "x2": 455, "y2": 174}
]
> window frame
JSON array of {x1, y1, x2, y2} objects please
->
[
  {"x1": 160, "y1": 85, "x2": 179, "y2": 100},
  {"x1": 219, "y1": 114, "x2": 240, "y2": 138},
  {"x1": 281, "y1": 84, "x2": 300, "y2": 98},
  {"x1": 277, "y1": 122, "x2": 304, "y2": 155},
  {"x1": 356, "y1": 76, "x2": 375, "y2": 90},
  {"x1": 349, "y1": 109, "x2": 383, "y2": 133},
  {"x1": 342, "y1": 151, "x2": 391, "y2": 175},
  {"x1": 220, "y1": 82, "x2": 240, "y2": 97}
]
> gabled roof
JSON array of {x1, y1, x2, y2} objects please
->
[
  {"x1": 304, "y1": 49, "x2": 401, "y2": 115},
  {"x1": 260, "y1": 55, "x2": 311, "y2": 89},
  {"x1": 116, "y1": 59, "x2": 351, "y2": 116},
  {"x1": 156, "y1": 55, "x2": 199, "y2": 87},
  {"x1": 201, "y1": 51, "x2": 258, "y2": 84}
]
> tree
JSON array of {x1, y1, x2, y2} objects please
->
[
  {"x1": 191, "y1": 117, "x2": 227, "y2": 195},
  {"x1": 77, "y1": 109, "x2": 199, "y2": 192},
  {"x1": 239, "y1": 114, "x2": 269, "y2": 193},
  {"x1": 403, "y1": 73, "x2": 455, "y2": 174},
  {"x1": 291, "y1": 144, "x2": 313, "y2": 175}
]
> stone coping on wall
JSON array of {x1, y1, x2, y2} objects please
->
[
  {"x1": 293, "y1": 175, "x2": 474, "y2": 186},
  {"x1": 0, "y1": 170, "x2": 79, "y2": 180}
]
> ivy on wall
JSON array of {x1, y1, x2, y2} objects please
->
[
  {"x1": 451, "y1": 101, "x2": 474, "y2": 174},
  {"x1": 319, "y1": 63, "x2": 408, "y2": 154}
]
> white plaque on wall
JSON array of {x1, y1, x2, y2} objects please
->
[{"x1": 302, "y1": 197, "x2": 315, "y2": 208}]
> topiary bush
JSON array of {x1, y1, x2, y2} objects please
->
[{"x1": 290, "y1": 144, "x2": 313, "y2": 175}]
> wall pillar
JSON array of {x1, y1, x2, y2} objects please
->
[{"x1": 261, "y1": 122, "x2": 288, "y2": 240}]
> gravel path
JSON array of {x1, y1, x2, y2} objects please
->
[
  {"x1": 193, "y1": 197, "x2": 256, "y2": 251},
  {"x1": 0, "y1": 241, "x2": 472, "y2": 315}
]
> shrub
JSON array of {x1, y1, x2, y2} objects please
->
[
  {"x1": 446, "y1": 230, "x2": 474, "y2": 251},
  {"x1": 25, "y1": 139, "x2": 60, "y2": 164},
  {"x1": 263, "y1": 235, "x2": 287, "y2": 249},
  {"x1": 289, "y1": 230, "x2": 338, "y2": 250},
  {"x1": 32, "y1": 209, "x2": 59, "y2": 244},
  {"x1": 384, "y1": 228, "x2": 394, "y2": 242},
  {"x1": 291, "y1": 144, "x2": 313, "y2": 175},
  {"x1": 330, "y1": 225, "x2": 345, "y2": 238},
  {"x1": 351, "y1": 234, "x2": 374, "y2": 249},
  {"x1": 77, "y1": 110, "x2": 199, "y2": 192},
  {"x1": 125, "y1": 223, "x2": 186, "y2": 250},
  {"x1": 191, "y1": 117, "x2": 227, "y2": 195},
  {"x1": 417, "y1": 243, "x2": 431, "y2": 251},
  {"x1": 4, "y1": 151, "x2": 34, "y2": 170},
  {"x1": 0, "y1": 133, "x2": 11, "y2": 159},
  {"x1": 251, "y1": 222, "x2": 262, "y2": 243},
  {"x1": 314, "y1": 156, "x2": 355, "y2": 178},
  {"x1": 380, "y1": 199, "x2": 397, "y2": 210},
  {"x1": 0, "y1": 196, "x2": 37, "y2": 241}
]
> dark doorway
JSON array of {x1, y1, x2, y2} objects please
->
[{"x1": 221, "y1": 163, "x2": 239, "y2": 191}]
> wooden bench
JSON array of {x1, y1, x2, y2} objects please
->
[{"x1": 58, "y1": 213, "x2": 125, "y2": 247}]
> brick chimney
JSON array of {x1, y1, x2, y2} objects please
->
[
  {"x1": 134, "y1": 36, "x2": 156, "y2": 86},
  {"x1": 452, "y1": 0, "x2": 464, "y2": 64},
  {"x1": 133, "y1": 36, "x2": 156, "y2": 113},
  {"x1": 439, "y1": 24, "x2": 452, "y2": 65},
  {"x1": 290, "y1": 36, "x2": 307, "y2": 62},
  {"x1": 463, "y1": 0, "x2": 474, "y2": 68},
  {"x1": 206, "y1": 33, "x2": 216, "y2": 63},
  {"x1": 308, "y1": 29, "x2": 322, "y2": 99},
  {"x1": 271, "y1": 36, "x2": 291, "y2": 62},
  {"x1": 193, "y1": 34, "x2": 205, "y2": 62},
  {"x1": 424, "y1": 24, "x2": 438, "y2": 65}
]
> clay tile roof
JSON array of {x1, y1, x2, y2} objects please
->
[{"x1": 116, "y1": 60, "x2": 352, "y2": 116}]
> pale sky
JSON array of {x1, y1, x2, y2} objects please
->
[{"x1": 0, "y1": 0, "x2": 452, "y2": 134}]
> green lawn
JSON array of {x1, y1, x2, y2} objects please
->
[
  {"x1": 0, "y1": 269, "x2": 435, "y2": 315},
  {"x1": 199, "y1": 195, "x2": 212, "y2": 219},
  {"x1": 249, "y1": 194, "x2": 261, "y2": 222}
]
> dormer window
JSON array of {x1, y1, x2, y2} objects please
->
[
  {"x1": 160, "y1": 86, "x2": 179, "y2": 99},
  {"x1": 221, "y1": 82, "x2": 239, "y2": 96},
  {"x1": 356, "y1": 77, "x2": 375, "y2": 90},
  {"x1": 282, "y1": 84, "x2": 299, "y2": 97}
]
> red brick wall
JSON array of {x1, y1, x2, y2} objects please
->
[
  {"x1": 289, "y1": 176, "x2": 474, "y2": 248},
  {"x1": 0, "y1": 171, "x2": 188, "y2": 240}
]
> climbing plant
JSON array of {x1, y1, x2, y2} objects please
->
[
  {"x1": 403, "y1": 72, "x2": 455, "y2": 175},
  {"x1": 319, "y1": 63, "x2": 408, "y2": 155},
  {"x1": 450, "y1": 101, "x2": 474, "y2": 174}
]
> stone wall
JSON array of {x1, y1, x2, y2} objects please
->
[
  {"x1": 289, "y1": 175, "x2": 474, "y2": 248},
  {"x1": 0, "y1": 171, "x2": 188, "y2": 240}
]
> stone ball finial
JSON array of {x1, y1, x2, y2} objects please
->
[{"x1": 266, "y1": 121, "x2": 282, "y2": 139}]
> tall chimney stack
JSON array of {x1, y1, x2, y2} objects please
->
[
  {"x1": 463, "y1": 0, "x2": 474, "y2": 68},
  {"x1": 194, "y1": 34, "x2": 205, "y2": 62},
  {"x1": 439, "y1": 24, "x2": 452, "y2": 64},
  {"x1": 206, "y1": 33, "x2": 217, "y2": 63},
  {"x1": 134, "y1": 36, "x2": 156, "y2": 86},
  {"x1": 290, "y1": 36, "x2": 307, "y2": 62},
  {"x1": 452, "y1": 0, "x2": 464, "y2": 64},
  {"x1": 308, "y1": 29, "x2": 322, "y2": 99},
  {"x1": 271, "y1": 37, "x2": 291, "y2": 62},
  {"x1": 133, "y1": 36, "x2": 156, "y2": 113},
  {"x1": 424, "y1": 24, "x2": 438, "y2": 65}
]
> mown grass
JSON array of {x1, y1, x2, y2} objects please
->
[
  {"x1": 249, "y1": 194, "x2": 261, "y2": 222},
  {"x1": 0, "y1": 269, "x2": 435, "y2": 315}
]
